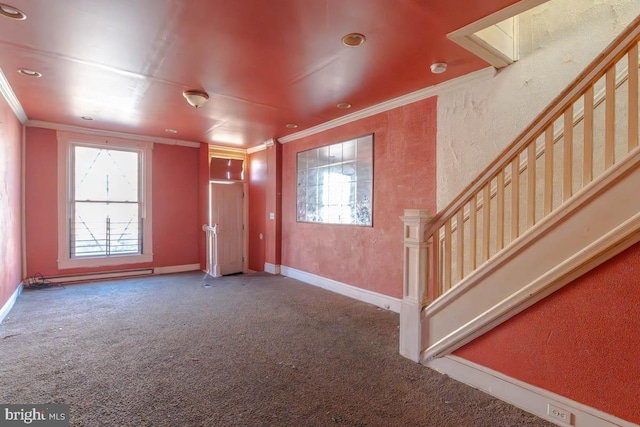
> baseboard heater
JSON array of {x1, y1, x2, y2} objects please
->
[{"x1": 45, "y1": 268, "x2": 155, "y2": 284}]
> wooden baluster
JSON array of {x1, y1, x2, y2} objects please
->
[
  {"x1": 629, "y1": 43, "x2": 639, "y2": 152},
  {"x1": 444, "y1": 219, "x2": 452, "y2": 292},
  {"x1": 469, "y1": 194, "x2": 477, "y2": 271},
  {"x1": 544, "y1": 126, "x2": 554, "y2": 215},
  {"x1": 563, "y1": 106, "x2": 574, "y2": 201},
  {"x1": 431, "y1": 230, "x2": 440, "y2": 300},
  {"x1": 527, "y1": 143, "x2": 536, "y2": 228},
  {"x1": 583, "y1": 87, "x2": 594, "y2": 185},
  {"x1": 456, "y1": 209, "x2": 464, "y2": 282},
  {"x1": 482, "y1": 184, "x2": 491, "y2": 262},
  {"x1": 496, "y1": 170, "x2": 505, "y2": 251},
  {"x1": 511, "y1": 157, "x2": 520, "y2": 240},
  {"x1": 605, "y1": 67, "x2": 616, "y2": 169}
]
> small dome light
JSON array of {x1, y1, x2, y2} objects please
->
[
  {"x1": 0, "y1": 3, "x2": 26, "y2": 20},
  {"x1": 286, "y1": 123, "x2": 298, "y2": 129},
  {"x1": 165, "y1": 128, "x2": 178, "y2": 134},
  {"x1": 81, "y1": 116, "x2": 93, "y2": 121},
  {"x1": 430, "y1": 62, "x2": 448, "y2": 74},
  {"x1": 18, "y1": 68, "x2": 42, "y2": 77},
  {"x1": 342, "y1": 33, "x2": 366, "y2": 47},
  {"x1": 337, "y1": 102, "x2": 352, "y2": 109}
]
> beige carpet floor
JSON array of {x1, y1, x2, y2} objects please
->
[{"x1": 0, "y1": 272, "x2": 554, "y2": 426}]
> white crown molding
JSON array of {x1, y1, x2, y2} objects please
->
[
  {"x1": 0, "y1": 68, "x2": 28, "y2": 124},
  {"x1": 277, "y1": 67, "x2": 496, "y2": 144},
  {"x1": 25, "y1": 120, "x2": 202, "y2": 148},
  {"x1": 247, "y1": 143, "x2": 268, "y2": 154},
  {"x1": 281, "y1": 265, "x2": 401, "y2": 313},
  {"x1": 430, "y1": 355, "x2": 637, "y2": 427}
]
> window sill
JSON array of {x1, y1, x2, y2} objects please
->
[{"x1": 58, "y1": 253, "x2": 153, "y2": 270}]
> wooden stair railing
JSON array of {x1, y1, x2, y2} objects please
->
[
  {"x1": 426, "y1": 14, "x2": 640, "y2": 304},
  {"x1": 399, "y1": 14, "x2": 640, "y2": 362}
]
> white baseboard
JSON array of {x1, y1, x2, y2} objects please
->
[
  {"x1": 429, "y1": 355, "x2": 637, "y2": 427},
  {"x1": 153, "y1": 263, "x2": 201, "y2": 275},
  {"x1": 280, "y1": 265, "x2": 401, "y2": 313},
  {"x1": 44, "y1": 264, "x2": 200, "y2": 284},
  {"x1": 264, "y1": 263, "x2": 281, "y2": 274},
  {"x1": 0, "y1": 282, "x2": 23, "y2": 324}
]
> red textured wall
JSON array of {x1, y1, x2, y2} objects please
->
[
  {"x1": 151, "y1": 144, "x2": 200, "y2": 266},
  {"x1": 248, "y1": 150, "x2": 267, "y2": 271},
  {"x1": 281, "y1": 97, "x2": 437, "y2": 298},
  {"x1": 0, "y1": 96, "x2": 23, "y2": 309},
  {"x1": 24, "y1": 128, "x2": 201, "y2": 277},
  {"x1": 455, "y1": 241, "x2": 640, "y2": 424}
]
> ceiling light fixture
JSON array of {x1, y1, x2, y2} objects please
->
[
  {"x1": 17, "y1": 68, "x2": 42, "y2": 77},
  {"x1": 342, "y1": 33, "x2": 366, "y2": 47},
  {"x1": 0, "y1": 3, "x2": 26, "y2": 20},
  {"x1": 165, "y1": 128, "x2": 178, "y2": 134},
  {"x1": 337, "y1": 102, "x2": 352, "y2": 109},
  {"x1": 81, "y1": 116, "x2": 93, "y2": 121},
  {"x1": 286, "y1": 123, "x2": 298, "y2": 129},
  {"x1": 183, "y1": 90, "x2": 209, "y2": 108},
  {"x1": 430, "y1": 62, "x2": 448, "y2": 74}
]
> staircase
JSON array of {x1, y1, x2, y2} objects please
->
[{"x1": 400, "y1": 14, "x2": 640, "y2": 365}]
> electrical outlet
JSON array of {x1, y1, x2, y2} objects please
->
[{"x1": 547, "y1": 403, "x2": 574, "y2": 425}]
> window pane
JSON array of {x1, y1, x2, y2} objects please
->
[
  {"x1": 74, "y1": 146, "x2": 139, "y2": 202},
  {"x1": 72, "y1": 202, "x2": 140, "y2": 257},
  {"x1": 296, "y1": 134, "x2": 373, "y2": 226}
]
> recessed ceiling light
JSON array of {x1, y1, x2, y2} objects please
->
[
  {"x1": 165, "y1": 128, "x2": 178, "y2": 134},
  {"x1": 337, "y1": 102, "x2": 352, "y2": 109},
  {"x1": 81, "y1": 116, "x2": 93, "y2": 121},
  {"x1": 0, "y1": 3, "x2": 26, "y2": 20},
  {"x1": 342, "y1": 33, "x2": 366, "y2": 47},
  {"x1": 17, "y1": 68, "x2": 42, "y2": 77},
  {"x1": 286, "y1": 123, "x2": 298, "y2": 129},
  {"x1": 430, "y1": 62, "x2": 448, "y2": 74}
]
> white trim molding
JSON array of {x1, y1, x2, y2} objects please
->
[
  {"x1": 264, "y1": 263, "x2": 281, "y2": 275},
  {"x1": 277, "y1": 67, "x2": 496, "y2": 144},
  {"x1": 280, "y1": 265, "x2": 401, "y2": 313},
  {"x1": 447, "y1": 0, "x2": 549, "y2": 68},
  {"x1": 26, "y1": 120, "x2": 202, "y2": 148},
  {"x1": 429, "y1": 355, "x2": 638, "y2": 427},
  {"x1": 0, "y1": 283, "x2": 23, "y2": 324},
  {"x1": 0, "y1": 68, "x2": 27, "y2": 123}
]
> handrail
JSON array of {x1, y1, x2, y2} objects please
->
[{"x1": 426, "y1": 14, "x2": 640, "y2": 303}]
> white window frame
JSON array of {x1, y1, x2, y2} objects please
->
[{"x1": 57, "y1": 132, "x2": 153, "y2": 269}]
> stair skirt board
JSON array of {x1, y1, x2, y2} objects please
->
[
  {"x1": 429, "y1": 355, "x2": 637, "y2": 427},
  {"x1": 280, "y1": 265, "x2": 401, "y2": 313}
]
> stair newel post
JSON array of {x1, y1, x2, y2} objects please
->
[{"x1": 399, "y1": 209, "x2": 431, "y2": 362}]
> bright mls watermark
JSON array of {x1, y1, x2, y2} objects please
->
[{"x1": 0, "y1": 405, "x2": 69, "y2": 426}]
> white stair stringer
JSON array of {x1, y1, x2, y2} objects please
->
[{"x1": 421, "y1": 147, "x2": 640, "y2": 362}]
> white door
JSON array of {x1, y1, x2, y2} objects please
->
[{"x1": 210, "y1": 183, "x2": 244, "y2": 275}]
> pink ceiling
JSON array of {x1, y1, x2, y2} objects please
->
[{"x1": 0, "y1": 0, "x2": 521, "y2": 148}]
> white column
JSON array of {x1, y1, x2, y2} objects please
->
[{"x1": 399, "y1": 209, "x2": 431, "y2": 362}]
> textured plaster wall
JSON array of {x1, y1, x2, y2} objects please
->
[
  {"x1": 281, "y1": 97, "x2": 436, "y2": 299},
  {"x1": 0, "y1": 95, "x2": 23, "y2": 311},
  {"x1": 455, "y1": 240, "x2": 640, "y2": 424},
  {"x1": 437, "y1": 0, "x2": 640, "y2": 209},
  {"x1": 248, "y1": 150, "x2": 267, "y2": 271}
]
